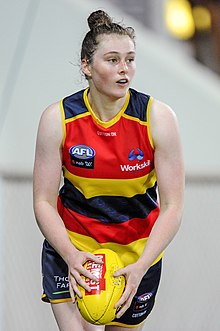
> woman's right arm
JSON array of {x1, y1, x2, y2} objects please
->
[
  {"x1": 33, "y1": 102, "x2": 101, "y2": 299},
  {"x1": 33, "y1": 102, "x2": 74, "y2": 260}
]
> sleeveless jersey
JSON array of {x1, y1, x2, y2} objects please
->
[{"x1": 58, "y1": 88, "x2": 163, "y2": 266}]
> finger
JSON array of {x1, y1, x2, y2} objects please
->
[
  {"x1": 114, "y1": 288, "x2": 129, "y2": 309},
  {"x1": 72, "y1": 284, "x2": 82, "y2": 298},
  {"x1": 114, "y1": 282, "x2": 136, "y2": 309},
  {"x1": 69, "y1": 280, "x2": 77, "y2": 302},
  {"x1": 80, "y1": 266, "x2": 100, "y2": 283},
  {"x1": 116, "y1": 293, "x2": 134, "y2": 319},
  {"x1": 71, "y1": 272, "x2": 92, "y2": 293},
  {"x1": 68, "y1": 275, "x2": 82, "y2": 300},
  {"x1": 116, "y1": 300, "x2": 131, "y2": 318},
  {"x1": 85, "y1": 252, "x2": 104, "y2": 265}
]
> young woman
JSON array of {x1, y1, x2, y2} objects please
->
[{"x1": 33, "y1": 9, "x2": 185, "y2": 331}]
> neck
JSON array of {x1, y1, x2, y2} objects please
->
[{"x1": 87, "y1": 88, "x2": 128, "y2": 122}]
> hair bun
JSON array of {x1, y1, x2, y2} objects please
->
[{"x1": 87, "y1": 10, "x2": 112, "y2": 30}]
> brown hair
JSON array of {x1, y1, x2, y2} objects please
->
[{"x1": 81, "y1": 10, "x2": 135, "y2": 64}]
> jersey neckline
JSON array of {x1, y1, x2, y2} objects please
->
[{"x1": 83, "y1": 87, "x2": 130, "y2": 128}]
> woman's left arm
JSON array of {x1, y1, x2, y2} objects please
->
[
  {"x1": 137, "y1": 98, "x2": 185, "y2": 267},
  {"x1": 115, "y1": 99, "x2": 185, "y2": 317}
]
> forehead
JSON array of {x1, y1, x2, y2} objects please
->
[{"x1": 95, "y1": 34, "x2": 135, "y2": 55}]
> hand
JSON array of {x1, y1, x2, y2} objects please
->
[
  {"x1": 67, "y1": 250, "x2": 103, "y2": 303},
  {"x1": 113, "y1": 263, "x2": 147, "y2": 319}
]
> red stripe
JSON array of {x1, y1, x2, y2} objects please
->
[
  {"x1": 58, "y1": 200, "x2": 159, "y2": 245},
  {"x1": 63, "y1": 116, "x2": 154, "y2": 180}
]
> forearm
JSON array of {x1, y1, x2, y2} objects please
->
[
  {"x1": 137, "y1": 206, "x2": 182, "y2": 270},
  {"x1": 34, "y1": 200, "x2": 78, "y2": 263}
]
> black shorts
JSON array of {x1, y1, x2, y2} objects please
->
[{"x1": 41, "y1": 240, "x2": 162, "y2": 327}]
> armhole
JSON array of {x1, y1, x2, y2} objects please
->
[
  {"x1": 147, "y1": 96, "x2": 154, "y2": 149},
  {"x1": 59, "y1": 99, "x2": 66, "y2": 147}
]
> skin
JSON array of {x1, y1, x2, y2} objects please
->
[
  {"x1": 82, "y1": 34, "x2": 136, "y2": 121},
  {"x1": 33, "y1": 33, "x2": 184, "y2": 331}
]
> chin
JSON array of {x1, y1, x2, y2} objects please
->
[{"x1": 112, "y1": 87, "x2": 129, "y2": 99}]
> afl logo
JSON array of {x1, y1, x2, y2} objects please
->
[
  {"x1": 137, "y1": 292, "x2": 153, "y2": 303},
  {"x1": 69, "y1": 145, "x2": 95, "y2": 169}
]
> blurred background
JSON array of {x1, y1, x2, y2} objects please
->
[
  {"x1": 0, "y1": 0, "x2": 220, "y2": 330},
  {"x1": 111, "y1": 0, "x2": 220, "y2": 75}
]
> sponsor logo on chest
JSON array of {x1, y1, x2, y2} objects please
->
[
  {"x1": 69, "y1": 145, "x2": 151, "y2": 173},
  {"x1": 69, "y1": 144, "x2": 95, "y2": 169},
  {"x1": 120, "y1": 148, "x2": 151, "y2": 172}
]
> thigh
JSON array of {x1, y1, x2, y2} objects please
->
[
  {"x1": 41, "y1": 240, "x2": 71, "y2": 303},
  {"x1": 108, "y1": 259, "x2": 162, "y2": 328},
  {"x1": 106, "y1": 324, "x2": 145, "y2": 331},
  {"x1": 51, "y1": 302, "x2": 105, "y2": 331}
]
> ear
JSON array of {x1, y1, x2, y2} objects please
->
[{"x1": 81, "y1": 58, "x2": 92, "y2": 78}]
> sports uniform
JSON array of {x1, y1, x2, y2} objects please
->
[{"x1": 42, "y1": 88, "x2": 163, "y2": 327}]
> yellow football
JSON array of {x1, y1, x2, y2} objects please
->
[{"x1": 76, "y1": 248, "x2": 125, "y2": 325}]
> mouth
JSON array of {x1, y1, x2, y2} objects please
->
[{"x1": 116, "y1": 78, "x2": 129, "y2": 85}]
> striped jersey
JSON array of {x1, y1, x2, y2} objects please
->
[{"x1": 58, "y1": 87, "x2": 163, "y2": 267}]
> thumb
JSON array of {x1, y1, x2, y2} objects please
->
[{"x1": 113, "y1": 266, "x2": 126, "y2": 277}]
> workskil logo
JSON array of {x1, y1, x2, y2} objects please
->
[
  {"x1": 128, "y1": 148, "x2": 144, "y2": 161},
  {"x1": 69, "y1": 144, "x2": 95, "y2": 169},
  {"x1": 120, "y1": 161, "x2": 150, "y2": 172},
  {"x1": 120, "y1": 148, "x2": 150, "y2": 172}
]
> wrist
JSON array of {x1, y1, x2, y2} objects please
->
[
  {"x1": 134, "y1": 259, "x2": 151, "y2": 275},
  {"x1": 50, "y1": 239, "x2": 78, "y2": 265}
]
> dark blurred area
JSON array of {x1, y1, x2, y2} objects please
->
[
  {"x1": 189, "y1": 0, "x2": 220, "y2": 74},
  {"x1": 109, "y1": 0, "x2": 220, "y2": 75}
]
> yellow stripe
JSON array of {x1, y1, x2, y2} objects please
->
[
  {"x1": 49, "y1": 298, "x2": 72, "y2": 304},
  {"x1": 65, "y1": 111, "x2": 90, "y2": 124},
  {"x1": 67, "y1": 230, "x2": 164, "y2": 267},
  {"x1": 60, "y1": 100, "x2": 66, "y2": 146},
  {"x1": 107, "y1": 320, "x2": 145, "y2": 328},
  {"x1": 42, "y1": 293, "x2": 72, "y2": 303},
  {"x1": 63, "y1": 167, "x2": 156, "y2": 198},
  {"x1": 122, "y1": 112, "x2": 148, "y2": 126},
  {"x1": 147, "y1": 96, "x2": 154, "y2": 149},
  {"x1": 83, "y1": 88, "x2": 131, "y2": 128}
]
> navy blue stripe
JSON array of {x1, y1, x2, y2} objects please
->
[
  {"x1": 62, "y1": 88, "x2": 150, "y2": 122},
  {"x1": 125, "y1": 88, "x2": 150, "y2": 122},
  {"x1": 62, "y1": 89, "x2": 88, "y2": 119},
  {"x1": 59, "y1": 179, "x2": 158, "y2": 223}
]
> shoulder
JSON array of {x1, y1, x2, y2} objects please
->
[
  {"x1": 40, "y1": 101, "x2": 61, "y2": 122},
  {"x1": 150, "y1": 98, "x2": 180, "y2": 148},
  {"x1": 151, "y1": 98, "x2": 177, "y2": 120},
  {"x1": 37, "y1": 101, "x2": 63, "y2": 146}
]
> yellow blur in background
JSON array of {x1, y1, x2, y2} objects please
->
[{"x1": 165, "y1": 0, "x2": 211, "y2": 39}]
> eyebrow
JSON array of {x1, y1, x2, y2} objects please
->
[{"x1": 104, "y1": 51, "x2": 136, "y2": 56}]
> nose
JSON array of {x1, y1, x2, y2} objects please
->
[{"x1": 118, "y1": 60, "x2": 128, "y2": 74}]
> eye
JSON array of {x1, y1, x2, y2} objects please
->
[
  {"x1": 126, "y1": 57, "x2": 135, "y2": 63},
  {"x1": 108, "y1": 58, "x2": 118, "y2": 63}
]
